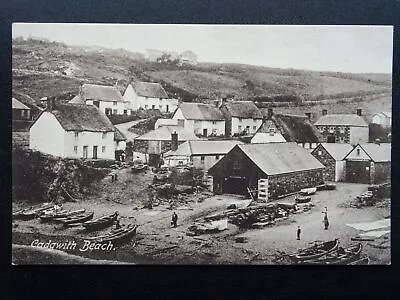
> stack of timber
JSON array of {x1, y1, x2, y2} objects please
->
[{"x1": 82, "y1": 211, "x2": 119, "y2": 231}]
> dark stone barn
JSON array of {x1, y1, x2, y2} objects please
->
[
  {"x1": 208, "y1": 142, "x2": 325, "y2": 201},
  {"x1": 311, "y1": 143, "x2": 353, "y2": 182},
  {"x1": 344, "y1": 143, "x2": 391, "y2": 184}
]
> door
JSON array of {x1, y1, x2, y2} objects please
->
[
  {"x1": 93, "y1": 146, "x2": 98, "y2": 159},
  {"x1": 166, "y1": 105, "x2": 169, "y2": 112},
  {"x1": 203, "y1": 128, "x2": 208, "y2": 137},
  {"x1": 346, "y1": 161, "x2": 370, "y2": 184},
  {"x1": 83, "y1": 146, "x2": 88, "y2": 159}
]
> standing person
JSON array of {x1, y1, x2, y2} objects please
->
[
  {"x1": 171, "y1": 212, "x2": 178, "y2": 228},
  {"x1": 297, "y1": 226, "x2": 301, "y2": 240},
  {"x1": 324, "y1": 216, "x2": 329, "y2": 230}
]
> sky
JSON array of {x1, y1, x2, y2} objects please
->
[{"x1": 12, "y1": 24, "x2": 393, "y2": 73}]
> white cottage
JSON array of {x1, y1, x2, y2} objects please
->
[
  {"x1": 29, "y1": 102, "x2": 118, "y2": 160},
  {"x1": 372, "y1": 111, "x2": 392, "y2": 129},
  {"x1": 172, "y1": 102, "x2": 225, "y2": 137},
  {"x1": 69, "y1": 83, "x2": 130, "y2": 116},
  {"x1": 123, "y1": 81, "x2": 178, "y2": 113}
]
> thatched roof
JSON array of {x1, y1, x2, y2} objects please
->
[
  {"x1": 131, "y1": 82, "x2": 168, "y2": 98},
  {"x1": 81, "y1": 84, "x2": 125, "y2": 102},
  {"x1": 269, "y1": 114, "x2": 322, "y2": 143},
  {"x1": 135, "y1": 125, "x2": 200, "y2": 142},
  {"x1": 223, "y1": 101, "x2": 263, "y2": 119},
  {"x1": 178, "y1": 103, "x2": 225, "y2": 121},
  {"x1": 39, "y1": 104, "x2": 115, "y2": 132}
]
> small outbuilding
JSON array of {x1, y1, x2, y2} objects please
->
[
  {"x1": 311, "y1": 143, "x2": 353, "y2": 182},
  {"x1": 344, "y1": 143, "x2": 391, "y2": 184},
  {"x1": 208, "y1": 142, "x2": 325, "y2": 201}
]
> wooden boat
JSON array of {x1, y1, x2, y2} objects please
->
[
  {"x1": 131, "y1": 164, "x2": 147, "y2": 173},
  {"x1": 82, "y1": 211, "x2": 119, "y2": 231},
  {"x1": 40, "y1": 209, "x2": 86, "y2": 222},
  {"x1": 15, "y1": 203, "x2": 54, "y2": 220},
  {"x1": 295, "y1": 196, "x2": 311, "y2": 203},
  {"x1": 61, "y1": 212, "x2": 94, "y2": 226},
  {"x1": 348, "y1": 256, "x2": 369, "y2": 265},
  {"x1": 299, "y1": 187, "x2": 317, "y2": 196},
  {"x1": 304, "y1": 243, "x2": 362, "y2": 265},
  {"x1": 289, "y1": 239, "x2": 339, "y2": 263},
  {"x1": 96, "y1": 224, "x2": 138, "y2": 245}
]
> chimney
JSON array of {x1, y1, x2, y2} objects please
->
[
  {"x1": 46, "y1": 97, "x2": 55, "y2": 111},
  {"x1": 374, "y1": 138, "x2": 381, "y2": 145},
  {"x1": 356, "y1": 109, "x2": 362, "y2": 116},
  {"x1": 171, "y1": 131, "x2": 178, "y2": 151},
  {"x1": 267, "y1": 108, "x2": 273, "y2": 120},
  {"x1": 305, "y1": 112, "x2": 312, "y2": 120},
  {"x1": 322, "y1": 109, "x2": 328, "y2": 116},
  {"x1": 177, "y1": 119, "x2": 185, "y2": 127}
]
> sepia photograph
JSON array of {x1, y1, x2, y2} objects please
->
[{"x1": 11, "y1": 23, "x2": 392, "y2": 265}]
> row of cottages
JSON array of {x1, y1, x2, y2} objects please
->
[
  {"x1": 218, "y1": 100, "x2": 263, "y2": 137},
  {"x1": 133, "y1": 125, "x2": 200, "y2": 166},
  {"x1": 251, "y1": 109, "x2": 321, "y2": 149},
  {"x1": 314, "y1": 109, "x2": 369, "y2": 144},
  {"x1": 163, "y1": 140, "x2": 242, "y2": 170},
  {"x1": 208, "y1": 143, "x2": 325, "y2": 201},
  {"x1": 12, "y1": 98, "x2": 32, "y2": 121},
  {"x1": 372, "y1": 111, "x2": 392, "y2": 129},
  {"x1": 122, "y1": 81, "x2": 178, "y2": 113},
  {"x1": 172, "y1": 103, "x2": 226, "y2": 137},
  {"x1": 29, "y1": 100, "x2": 126, "y2": 160},
  {"x1": 69, "y1": 84, "x2": 131, "y2": 116}
]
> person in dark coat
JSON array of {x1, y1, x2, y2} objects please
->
[
  {"x1": 297, "y1": 226, "x2": 301, "y2": 240},
  {"x1": 324, "y1": 216, "x2": 329, "y2": 230},
  {"x1": 171, "y1": 212, "x2": 178, "y2": 228}
]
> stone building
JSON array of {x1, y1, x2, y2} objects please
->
[
  {"x1": 208, "y1": 142, "x2": 325, "y2": 201},
  {"x1": 314, "y1": 109, "x2": 368, "y2": 145},
  {"x1": 311, "y1": 143, "x2": 353, "y2": 182},
  {"x1": 344, "y1": 142, "x2": 391, "y2": 184}
]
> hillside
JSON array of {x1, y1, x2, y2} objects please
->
[{"x1": 12, "y1": 38, "x2": 392, "y2": 110}]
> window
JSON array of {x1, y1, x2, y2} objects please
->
[
  {"x1": 74, "y1": 132, "x2": 79, "y2": 138},
  {"x1": 178, "y1": 161, "x2": 183, "y2": 166},
  {"x1": 102, "y1": 133, "x2": 107, "y2": 139},
  {"x1": 318, "y1": 150, "x2": 322, "y2": 156},
  {"x1": 340, "y1": 127, "x2": 345, "y2": 134},
  {"x1": 73, "y1": 146, "x2": 78, "y2": 153},
  {"x1": 152, "y1": 105, "x2": 155, "y2": 109},
  {"x1": 356, "y1": 148, "x2": 360, "y2": 156},
  {"x1": 233, "y1": 160, "x2": 242, "y2": 170},
  {"x1": 102, "y1": 146, "x2": 106, "y2": 153},
  {"x1": 124, "y1": 110, "x2": 128, "y2": 115},
  {"x1": 212, "y1": 128, "x2": 217, "y2": 134},
  {"x1": 212, "y1": 121, "x2": 217, "y2": 125},
  {"x1": 309, "y1": 143, "x2": 313, "y2": 149},
  {"x1": 269, "y1": 128, "x2": 275, "y2": 136},
  {"x1": 200, "y1": 156, "x2": 205, "y2": 164},
  {"x1": 238, "y1": 118, "x2": 242, "y2": 123},
  {"x1": 113, "y1": 101, "x2": 117, "y2": 106},
  {"x1": 215, "y1": 155, "x2": 219, "y2": 160}
]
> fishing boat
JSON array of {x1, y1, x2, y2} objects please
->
[
  {"x1": 295, "y1": 195, "x2": 311, "y2": 203},
  {"x1": 40, "y1": 209, "x2": 86, "y2": 222},
  {"x1": 299, "y1": 187, "x2": 317, "y2": 196},
  {"x1": 348, "y1": 256, "x2": 369, "y2": 265},
  {"x1": 82, "y1": 211, "x2": 119, "y2": 231},
  {"x1": 289, "y1": 239, "x2": 339, "y2": 263},
  {"x1": 304, "y1": 243, "x2": 362, "y2": 265},
  {"x1": 14, "y1": 203, "x2": 55, "y2": 220},
  {"x1": 95, "y1": 224, "x2": 138, "y2": 245},
  {"x1": 61, "y1": 212, "x2": 94, "y2": 227}
]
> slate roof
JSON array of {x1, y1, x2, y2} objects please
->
[
  {"x1": 165, "y1": 140, "x2": 242, "y2": 157},
  {"x1": 345, "y1": 143, "x2": 391, "y2": 162},
  {"x1": 12, "y1": 98, "x2": 30, "y2": 110},
  {"x1": 135, "y1": 125, "x2": 200, "y2": 141},
  {"x1": 223, "y1": 101, "x2": 263, "y2": 119},
  {"x1": 132, "y1": 82, "x2": 168, "y2": 98},
  {"x1": 258, "y1": 114, "x2": 322, "y2": 143},
  {"x1": 215, "y1": 142, "x2": 324, "y2": 176},
  {"x1": 178, "y1": 103, "x2": 225, "y2": 121},
  {"x1": 80, "y1": 84, "x2": 125, "y2": 102},
  {"x1": 314, "y1": 114, "x2": 368, "y2": 127},
  {"x1": 314, "y1": 143, "x2": 354, "y2": 161},
  {"x1": 39, "y1": 104, "x2": 115, "y2": 132}
]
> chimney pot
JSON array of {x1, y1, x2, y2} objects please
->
[
  {"x1": 322, "y1": 109, "x2": 328, "y2": 116},
  {"x1": 375, "y1": 138, "x2": 381, "y2": 145},
  {"x1": 171, "y1": 131, "x2": 178, "y2": 151},
  {"x1": 357, "y1": 109, "x2": 362, "y2": 116},
  {"x1": 46, "y1": 97, "x2": 55, "y2": 111}
]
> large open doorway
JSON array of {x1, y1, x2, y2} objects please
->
[{"x1": 222, "y1": 176, "x2": 249, "y2": 195}]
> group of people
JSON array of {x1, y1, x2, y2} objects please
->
[{"x1": 296, "y1": 207, "x2": 330, "y2": 240}]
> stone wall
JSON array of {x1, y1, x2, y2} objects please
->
[
  {"x1": 311, "y1": 145, "x2": 335, "y2": 181},
  {"x1": 372, "y1": 162, "x2": 390, "y2": 184},
  {"x1": 268, "y1": 169, "x2": 324, "y2": 199},
  {"x1": 316, "y1": 125, "x2": 350, "y2": 143}
]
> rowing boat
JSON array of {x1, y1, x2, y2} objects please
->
[
  {"x1": 61, "y1": 212, "x2": 94, "y2": 226},
  {"x1": 289, "y1": 239, "x2": 339, "y2": 263},
  {"x1": 348, "y1": 256, "x2": 369, "y2": 265},
  {"x1": 82, "y1": 211, "x2": 119, "y2": 231},
  {"x1": 299, "y1": 187, "x2": 317, "y2": 196},
  {"x1": 14, "y1": 203, "x2": 54, "y2": 220},
  {"x1": 95, "y1": 224, "x2": 138, "y2": 245},
  {"x1": 40, "y1": 209, "x2": 86, "y2": 222},
  {"x1": 304, "y1": 243, "x2": 362, "y2": 265}
]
